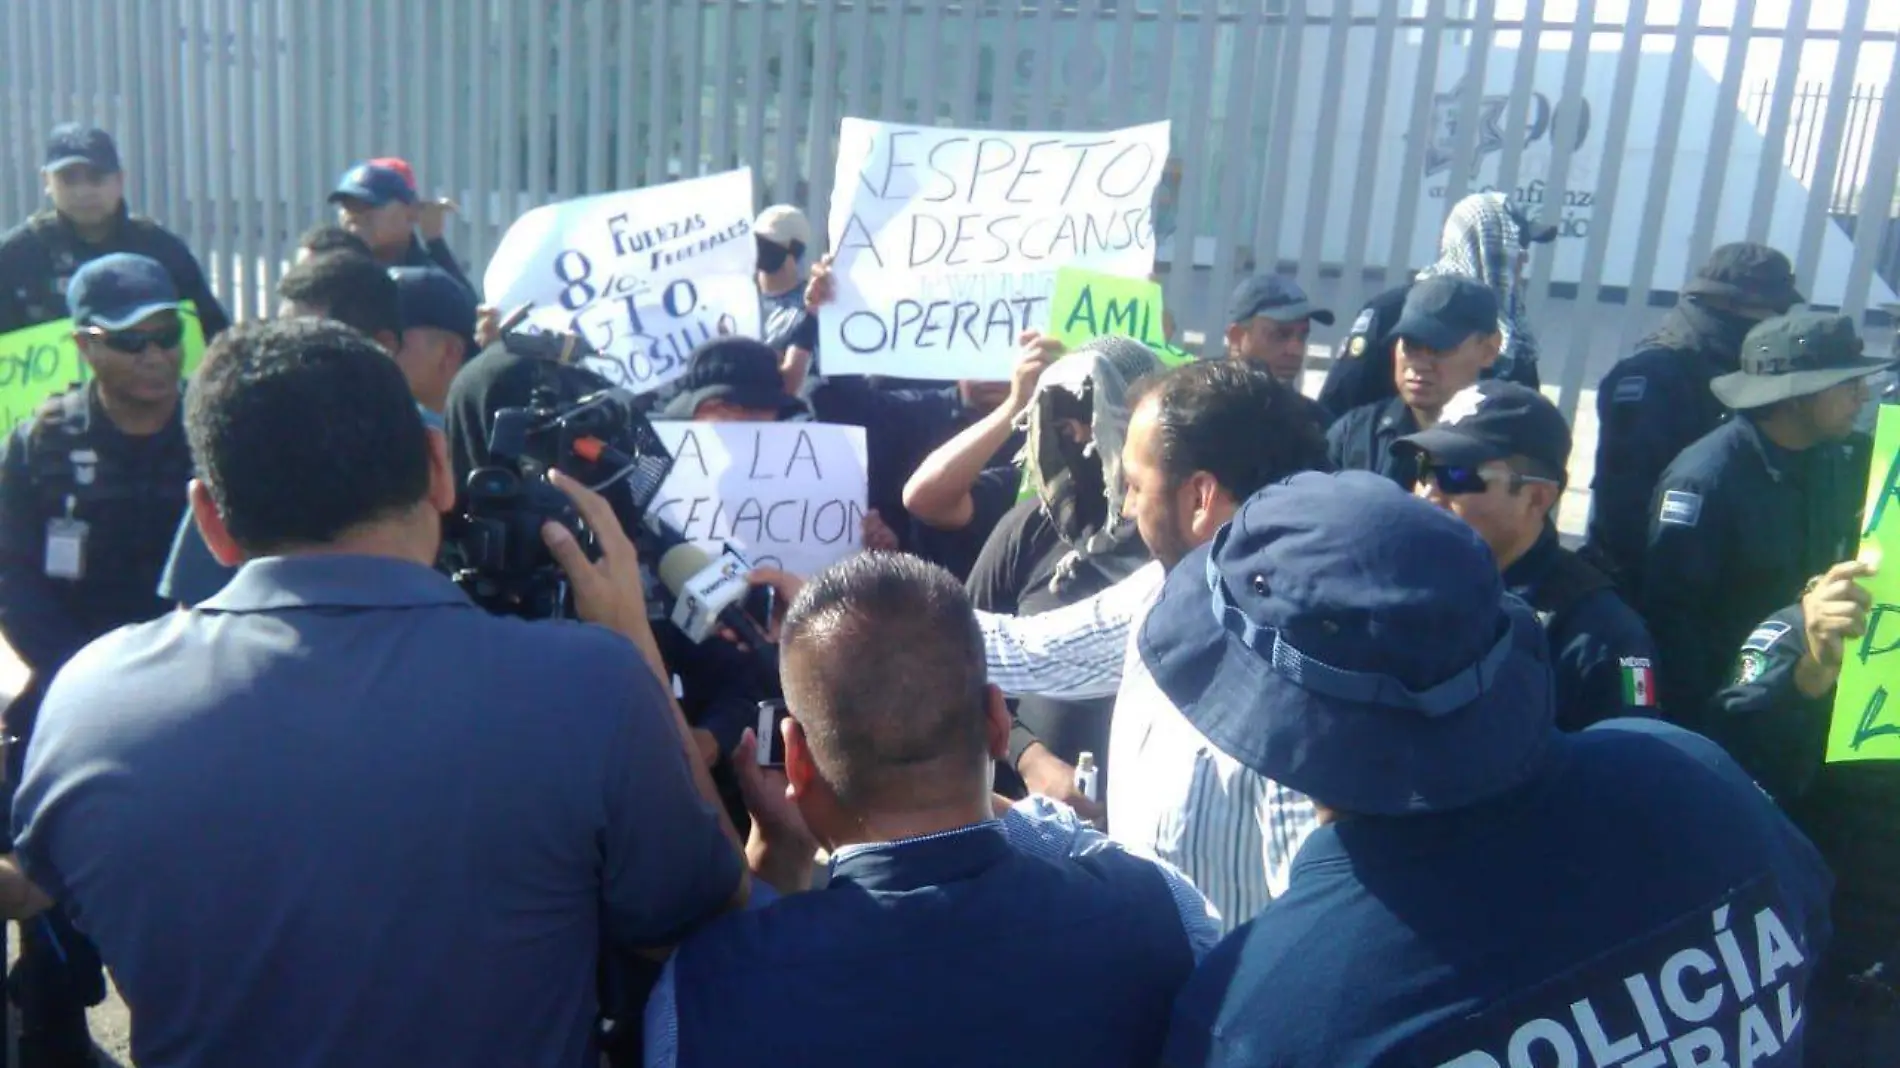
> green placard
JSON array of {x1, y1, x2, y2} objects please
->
[
  {"x1": 0, "y1": 302, "x2": 207, "y2": 432},
  {"x1": 1048, "y1": 267, "x2": 1194, "y2": 366},
  {"x1": 1825, "y1": 405, "x2": 1900, "y2": 762}
]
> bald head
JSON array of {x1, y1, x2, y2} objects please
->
[{"x1": 779, "y1": 552, "x2": 991, "y2": 813}]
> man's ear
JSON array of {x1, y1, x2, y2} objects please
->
[
  {"x1": 1187, "y1": 473, "x2": 1225, "y2": 539},
  {"x1": 983, "y1": 684, "x2": 1010, "y2": 762},
  {"x1": 1224, "y1": 323, "x2": 1246, "y2": 357},
  {"x1": 425, "y1": 429, "x2": 456, "y2": 515},
  {"x1": 190, "y1": 479, "x2": 245, "y2": 566},
  {"x1": 784, "y1": 717, "x2": 817, "y2": 800},
  {"x1": 1479, "y1": 331, "x2": 1503, "y2": 370}
]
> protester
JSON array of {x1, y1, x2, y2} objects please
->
[
  {"x1": 753, "y1": 204, "x2": 819, "y2": 394},
  {"x1": 0, "y1": 253, "x2": 195, "y2": 1068},
  {"x1": 3, "y1": 319, "x2": 745, "y2": 1068},
  {"x1": 648, "y1": 552, "x2": 1216, "y2": 1068},
  {"x1": 1587, "y1": 242, "x2": 1802, "y2": 595},
  {"x1": 1327, "y1": 275, "x2": 1501, "y2": 488},
  {"x1": 0, "y1": 123, "x2": 229, "y2": 338},
  {"x1": 1317, "y1": 191, "x2": 1550, "y2": 418},
  {"x1": 753, "y1": 361, "x2": 1331, "y2": 929},
  {"x1": 1221, "y1": 273, "x2": 1333, "y2": 432},
  {"x1": 294, "y1": 222, "x2": 373, "y2": 263},
  {"x1": 1707, "y1": 558, "x2": 1893, "y2": 1063},
  {"x1": 1396, "y1": 381, "x2": 1660, "y2": 729},
  {"x1": 967, "y1": 336, "x2": 1162, "y2": 815},
  {"x1": 1157, "y1": 470, "x2": 1830, "y2": 1068},
  {"x1": 328, "y1": 158, "x2": 473, "y2": 292},
  {"x1": 1644, "y1": 311, "x2": 1890, "y2": 721},
  {"x1": 389, "y1": 266, "x2": 478, "y2": 414}
]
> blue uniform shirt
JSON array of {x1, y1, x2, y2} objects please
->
[
  {"x1": 1325, "y1": 396, "x2": 1421, "y2": 490},
  {"x1": 12, "y1": 554, "x2": 741, "y2": 1068},
  {"x1": 1164, "y1": 720, "x2": 1832, "y2": 1068},
  {"x1": 1504, "y1": 526, "x2": 1661, "y2": 730}
]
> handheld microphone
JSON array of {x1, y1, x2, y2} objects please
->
[{"x1": 644, "y1": 514, "x2": 779, "y2": 676}]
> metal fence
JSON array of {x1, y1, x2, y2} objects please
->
[{"x1": 4, "y1": 0, "x2": 1900, "y2": 420}]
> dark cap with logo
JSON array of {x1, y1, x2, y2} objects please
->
[
  {"x1": 390, "y1": 267, "x2": 478, "y2": 352},
  {"x1": 1710, "y1": 311, "x2": 1895, "y2": 410},
  {"x1": 1683, "y1": 243, "x2": 1802, "y2": 312},
  {"x1": 43, "y1": 123, "x2": 121, "y2": 175},
  {"x1": 1387, "y1": 275, "x2": 1500, "y2": 351},
  {"x1": 1228, "y1": 275, "x2": 1335, "y2": 327},
  {"x1": 329, "y1": 161, "x2": 420, "y2": 208},
  {"x1": 67, "y1": 253, "x2": 180, "y2": 330},
  {"x1": 1137, "y1": 470, "x2": 1554, "y2": 816},
  {"x1": 1390, "y1": 380, "x2": 1571, "y2": 478},
  {"x1": 661, "y1": 336, "x2": 806, "y2": 420}
]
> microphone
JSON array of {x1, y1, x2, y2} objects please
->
[{"x1": 643, "y1": 514, "x2": 779, "y2": 675}]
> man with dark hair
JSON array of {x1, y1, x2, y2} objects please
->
[
  {"x1": 3, "y1": 319, "x2": 743, "y2": 1068},
  {"x1": 389, "y1": 266, "x2": 477, "y2": 414},
  {"x1": 1155, "y1": 472, "x2": 1828, "y2": 1068},
  {"x1": 294, "y1": 222, "x2": 373, "y2": 263},
  {"x1": 1395, "y1": 381, "x2": 1659, "y2": 730},
  {"x1": 1222, "y1": 274, "x2": 1333, "y2": 433},
  {"x1": 650, "y1": 552, "x2": 1215, "y2": 1068},
  {"x1": 0, "y1": 123, "x2": 230, "y2": 338},
  {"x1": 1644, "y1": 311, "x2": 1891, "y2": 720},
  {"x1": 276, "y1": 250, "x2": 404, "y2": 353},
  {"x1": 328, "y1": 158, "x2": 473, "y2": 293}
]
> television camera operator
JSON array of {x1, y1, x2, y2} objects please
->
[{"x1": 0, "y1": 319, "x2": 747, "y2": 1068}]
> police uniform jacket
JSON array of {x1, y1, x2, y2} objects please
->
[
  {"x1": 1585, "y1": 300, "x2": 1754, "y2": 594},
  {"x1": 1325, "y1": 396, "x2": 1421, "y2": 490},
  {"x1": 1506, "y1": 525, "x2": 1661, "y2": 731},
  {"x1": 1643, "y1": 416, "x2": 1866, "y2": 725},
  {"x1": 0, "y1": 384, "x2": 191, "y2": 738},
  {"x1": 0, "y1": 206, "x2": 230, "y2": 338}
]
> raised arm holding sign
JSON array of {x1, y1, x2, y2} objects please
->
[{"x1": 1825, "y1": 406, "x2": 1900, "y2": 762}]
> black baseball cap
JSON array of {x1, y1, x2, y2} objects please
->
[
  {"x1": 329, "y1": 161, "x2": 419, "y2": 208},
  {"x1": 661, "y1": 337, "x2": 805, "y2": 419},
  {"x1": 390, "y1": 267, "x2": 478, "y2": 352},
  {"x1": 1387, "y1": 276, "x2": 1500, "y2": 351},
  {"x1": 1391, "y1": 380, "x2": 1571, "y2": 477},
  {"x1": 67, "y1": 253, "x2": 180, "y2": 330},
  {"x1": 1683, "y1": 243, "x2": 1802, "y2": 311},
  {"x1": 1228, "y1": 275, "x2": 1335, "y2": 327},
  {"x1": 1710, "y1": 312, "x2": 1895, "y2": 410},
  {"x1": 43, "y1": 124, "x2": 121, "y2": 175}
]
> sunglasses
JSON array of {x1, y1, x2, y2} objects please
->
[
  {"x1": 89, "y1": 322, "x2": 185, "y2": 354},
  {"x1": 1418, "y1": 458, "x2": 1559, "y2": 496}
]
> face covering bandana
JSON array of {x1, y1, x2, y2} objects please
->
[{"x1": 756, "y1": 236, "x2": 792, "y2": 274}]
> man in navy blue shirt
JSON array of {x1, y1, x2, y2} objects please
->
[
  {"x1": 1152, "y1": 471, "x2": 1831, "y2": 1068},
  {"x1": 649, "y1": 552, "x2": 1217, "y2": 1068},
  {"x1": 2, "y1": 319, "x2": 744, "y2": 1068}
]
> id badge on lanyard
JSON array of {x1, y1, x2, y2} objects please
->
[{"x1": 44, "y1": 495, "x2": 87, "y2": 581}]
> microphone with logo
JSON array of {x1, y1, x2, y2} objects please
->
[{"x1": 643, "y1": 515, "x2": 779, "y2": 680}]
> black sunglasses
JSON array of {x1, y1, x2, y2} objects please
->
[
  {"x1": 90, "y1": 322, "x2": 185, "y2": 354},
  {"x1": 1418, "y1": 458, "x2": 1558, "y2": 496}
]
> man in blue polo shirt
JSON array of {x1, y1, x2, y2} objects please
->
[
  {"x1": 1155, "y1": 471, "x2": 1831, "y2": 1068},
  {"x1": 3, "y1": 318, "x2": 744, "y2": 1068}
]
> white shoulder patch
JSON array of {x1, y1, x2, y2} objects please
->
[
  {"x1": 1613, "y1": 375, "x2": 1647, "y2": 404},
  {"x1": 1742, "y1": 620, "x2": 1794, "y2": 653},
  {"x1": 1349, "y1": 308, "x2": 1375, "y2": 337},
  {"x1": 1658, "y1": 489, "x2": 1703, "y2": 528}
]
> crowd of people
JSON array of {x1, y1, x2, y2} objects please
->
[{"x1": 0, "y1": 118, "x2": 1894, "y2": 1068}]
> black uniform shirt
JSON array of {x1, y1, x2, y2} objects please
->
[
  {"x1": 1325, "y1": 396, "x2": 1421, "y2": 490},
  {"x1": 0, "y1": 206, "x2": 230, "y2": 338}
]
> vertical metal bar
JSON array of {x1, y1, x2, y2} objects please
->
[
  {"x1": 647, "y1": 0, "x2": 675, "y2": 185},
  {"x1": 1526, "y1": 0, "x2": 1596, "y2": 420},
  {"x1": 554, "y1": 0, "x2": 579, "y2": 197},
  {"x1": 878, "y1": 0, "x2": 910, "y2": 122},
  {"x1": 1793, "y1": 0, "x2": 1869, "y2": 293},
  {"x1": 1341, "y1": 3, "x2": 1400, "y2": 291},
  {"x1": 1684, "y1": 0, "x2": 1756, "y2": 278},
  {"x1": 1252, "y1": 0, "x2": 1303, "y2": 275},
  {"x1": 328, "y1": 0, "x2": 349, "y2": 181},
  {"x1": 615, "y1": 0, "x2": 640, "y2": 192},
  {"x1": 467, "y1": 0, "x2": 495, "y2": 272},
  {"x1": 26, "y1": 0, "x2": 50, "y2": 169},
  {"x1": 1026, "y1": 0, "x2": 1059, "y2": 129},
  {"x1": 995, "y1": 0, "x2": 1022, "y2": 126},
  {"x1": 709, "y1": 0, "x2": 740, "y2": 172},
  {"x1": 5, "y1": 0, "x2": 31, "y2": 223},
  {"x1": 845, "y1": 0, "x2": 873, "y2": 123},
  {"x1": 1841, "y1": 39, "x2": 1900, "y2": 322},
  {"x1": 381, "y1": 0, "x2": 401, "y2": 152},
  {"x1": 744, "y1": 0, "x2": 769, "y2": 179},
  {"x1": 1169, "y1": 0, "x2": 1219, "y2": 287},
  {"x1": 113, "y1": 0, "x2": 137, "y2": 204},
  {"x1": 681, "y1": 0, "x2": 708, "y2": 176},
  {"x1": 806, "y1": 0, "x2": 842, "y2": 238},
  {"x1": 585, "y1": 0, "x2": 608, "y2": 195},
  {"x1": 1209, "y1": 1, "x2": 1264, "y2": 332},
  {"x1": 1105, "y1": 0, "x2": 1138, "y2": 128},
  {"x1": 1619, "y1": 0, "x2": 1703, "y2": 344},
  {"x1": 1296, "y1": 0, "x2": 1355, "y2": 283},
  {"x1": 1386, "y1": 0, "x2": 1447, "y2": 277},
  {"x1": 953, "y1": 0, "x2": 983, "y2": 126},
  {"x1": 239, "y1": 0, "x2": 263, "y2": 318},
  {"x1": 1746, "y1": 0, "x2": 1810, "y2": 242},
  {"x1": 527, "y1": 0, "x2": 550, "y2": 200},
  {"x1": 916, "y1": 0, "x2": 946, "y2": 126},
  {"x1": 1439, "y1": 0, "x2": 1498, "y2": 212},
  {"x1": 1492, "y1": 0, "x2": 1546, "y2": 209},
  {"x1": 48, "y1": 0, "x2": 70, "y2": 128},
  {"x1": 773, "y1": 0, "x2": 806, "y2": 201},
  {"x1": 161, "y1": 0, "x2": 187, "y2": 234}
]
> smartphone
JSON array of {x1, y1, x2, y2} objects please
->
[{"x1": 755, "y1": 700, "x2": 790, "y2": 767}]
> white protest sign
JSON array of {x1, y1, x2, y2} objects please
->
[
  {"x1": 482, "y1": 168, "x2": 761, "y2": 394},
  {"x1": 649, "y1": 421, "x2": 869, "y2": 579},
  {"x1": 821, "y1": 118, "x2": 1172, "y2": 381}
]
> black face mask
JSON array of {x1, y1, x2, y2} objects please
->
[{"x1": 756, "y1": 236, "x2": 792, "y2": 274}]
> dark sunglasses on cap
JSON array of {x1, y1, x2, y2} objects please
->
[
  {"x1": 88, "y1": 321, "x2": 185, "y2": 354},
  {"x1": 1418, "y1": 458, "x2": 1559, "y2": 496}
]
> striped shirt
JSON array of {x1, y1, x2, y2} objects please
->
[{"x1": 977, "y1": 561, "x2": 1320, "y2": 931}]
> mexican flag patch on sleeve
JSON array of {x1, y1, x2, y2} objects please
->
[{"x1": 1619, "y1": 657, "x2": 1658, "y2": 707}]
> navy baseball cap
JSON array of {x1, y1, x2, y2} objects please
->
[
  {"x1": 1388, "y1": 276, "x2": 1501, "y2": 352},
  {"x1": 1229, "y1": 275, "x2": 1335, "y2": 327},
  {"x1": 661, "y1": 336, "x2": 805, "y2": 419},
  {"x1": 1391, "y1": 380, "x2": 1572, "y2": 477},
  {"x1": 329, "y1": 161, "x2": 419, "y2": 207},
  {"x1": 1138, "y1": 470, "x2": 1555, "y2": 816},
  {"x1": 43, "y1": 123, "x2": 121, "y2": 175},
  {"x1": 390, "y1": 267, "x2": 477, "y2": 351},
  {"x1": 67, "y1": 253, "x2": 181, "y2": 330}
]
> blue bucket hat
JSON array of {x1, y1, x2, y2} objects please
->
[{"x1": 1137, "y1": 470, "x2": 1555, "y2": 816}]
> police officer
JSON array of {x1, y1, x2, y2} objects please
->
[
  {"x1": 1644, "y1": 312, "x2": 1893, "y2": 722},
  {"x1": 1585, "y1": 243, "x2": 1801, "y2": 596},
  {"x1": 1327, "y1": 275, "x2": 1500, "y2": 489},
  {"x1": 328, "y1": 159, "x2": 474, "y2": 293},
  {"x1": 1707, "y1": 559, "x2": 1895, "y2": 1063},
  {"x1": 0, "y1": 254, "x2": 195, "y2": 1067},
  {"x1": 1396, "y1": 380, "x2": 1661, "y2": 729},
  {"x1": 0, "y1": 124, "x2": 229, "y2": 339},
  {"x1": 1222, "y1": 274, "x2": 1333, "y2": 434}
]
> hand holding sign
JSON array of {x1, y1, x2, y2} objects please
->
[{"x1": 1825, "y1": 407, "x2": 1900, "y2": 761}]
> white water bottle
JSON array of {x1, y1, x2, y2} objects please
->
[{"x1": 1073, "y1": 751, "x2": 1100, "y2": 803}]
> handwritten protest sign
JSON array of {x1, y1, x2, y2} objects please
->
[
  {"x1": 1826, "y1": 406, "x2": 1900, "y2": 763},
  {"x1": 821, "y1": 118, "x2": 1171, "y2": 381},
  {"x1": 0, "y1": 302, "x2": 208, "y2": 431},
  {"x1": 1049, "y1": 267, "x2": 1194, "y2": 366},
  {"x1": 483, "y1": 169, "x2": 760, "y2": 395},
  {"x1": 649, "y1": 421, "x2": 868, "y2": 579}
]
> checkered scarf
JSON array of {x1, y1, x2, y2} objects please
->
[{"x1": 1416, "y1": 192, "x2": 1540, "y2": 379}]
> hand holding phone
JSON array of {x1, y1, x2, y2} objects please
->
[{"x1": 755, "y1": 700, "x2": 791, "y2": 767}]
